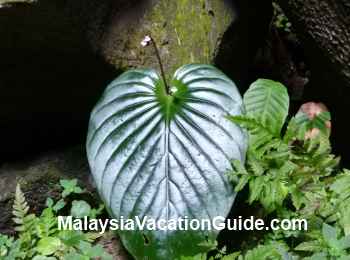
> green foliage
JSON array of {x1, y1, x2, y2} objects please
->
[
  {"x1": 225, "y1": 79, "x2": 350, "y2": 259},
  {"x1": 0, "y1": 180, "x2": 112, "y2": 260},
  {"x1": 70, "y1": 201, "x2": 92, "y2": 218},
  {"x1": 60, "y1": 179, "x2": 84, "y2": 198},
  {"x1": 295, "y1": 223, "x2": 350, "y2": 259},
  {"x1": 208, "y1": 242, "x2": 295, "y2": 260},
  {"x1": 273, "y1": 3, "x2": 292, "y2": 32},
  {"x1": 86, "y1": 64, "x2": 247, "y2": 259},
  {"x1": 242, "y1": 79, "x2": 289, "y2": 137}
]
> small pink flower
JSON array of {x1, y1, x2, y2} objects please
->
[
  {"x1": 297, "y1": 102, "x2": 331, "y2": 139},
  {"x1": 141, "y1": 36, "x2": 152, "y2": 47}
]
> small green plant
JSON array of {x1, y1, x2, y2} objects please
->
[
  {"x1": 273, "y1": 3, "x2": 292, "y2": 32},
  {"x1": 221, "y1": 79, "x2": 350, "y2": 259},
  {"x1": 0, "y1": 180, "x2": 112, "y2": 260}
]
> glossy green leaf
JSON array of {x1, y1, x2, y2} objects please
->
[
  {"x1": 86, "y1": 64, "x2": 247, "y2": 259},
  {"x1": 243, "y1": 79, "x2": 289, "y2": 136}
]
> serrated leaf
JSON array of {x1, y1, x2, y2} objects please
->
[
  {"x1": 248, "y1": 177, "x2": 264, "y2": 204},
  {"x1": 290, "y1": 185, "x2": 304, "y2": 210},
  {"x1": 234, "y1": 175, "x2": 250, "y2": 193},
  {"x1": 86, "y1": 64, "x2": 247, "y2": 259},
  {"x1": 229, "y1": 115, "x2": 276, "y2": 157},
  {"x1": 243, "y1": 79, "x2": 289, "y2": 136}
]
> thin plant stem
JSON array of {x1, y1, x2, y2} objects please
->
[{"x1": 149, "y1": 37, "x2": 170, "y2": 95}]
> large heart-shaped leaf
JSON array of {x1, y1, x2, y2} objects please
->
[{"x1": 86, "y1": 64, "x2": 247, "y2": 259}]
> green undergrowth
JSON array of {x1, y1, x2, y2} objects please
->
[
  {"x1": 210, "y1": 79, "x2": 350, "y2": 259},
  {"x1": 2, "y1": 78, "x2": 350, "y2": 260},
  {"x1": 184, "y1": 79, "x2": 350, "y2": 259},
  {"x1": 0, "y1": 179, "x2": 112, "y2": 260}
]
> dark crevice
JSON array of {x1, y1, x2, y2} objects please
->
[{"x1": 0, "y1": 1, "x2": 119, "y2": 163}]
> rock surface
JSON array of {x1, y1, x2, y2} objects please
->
[
  {"x1": 0, "y1": 0, "x2": 274, "y2": 257},
  {"x1": 0, "y1": 146, "x2": 92, "y2": 234},
  {"x1": 97, "y1": 0, "x2": 235, "y2": 76},
  {"x1": 0, "y1": 0, "x2": 273, "y2": 160},
  {"x1": 276, "y1": 0, "x2": 350, "y2": 165},
  {"x1": 0, "y1": 0, "x2": 116, "y2": 160},
  {"x1": 0, "y1": 0, "x2": 240, "y2": 160},
  {"x1": 0, "y1": 145, "x2": 131, "y2": 258}
]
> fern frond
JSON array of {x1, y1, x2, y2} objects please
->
[
  {"x1": 12, "y1": 184, "x2": 29, "y2": 219},
  {"x1": 284, "y1": 116, "x2": 308, "y2": 142},
  {"x1": 229, "y1": 160, "x2": 251, "y2": 192},
  {"x1": 248, "y1": 157, "x2": 265, "y2": 176},
  {"x1": 229, "y1": 115, "x2": 280, "y2": 157},
  {"x1": 36, "y1": 208, "x2": 58, "y2": 238},
  {"x1": 12, "y1": 184, "x2": 36, "y2": 234}
]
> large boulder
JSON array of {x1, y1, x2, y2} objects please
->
[
  {"x1": 0, "y1": 0, "x2": 239, "y2": 160},
  {"x1": 96, "y1": 0, "x2": 235, "y2": 75},
  {"x1": 0, "y1": 0, "x2": 116, "y2": 160},
  {"x1": 0, "y1": 0, "x2": 273, "y2": 160}
]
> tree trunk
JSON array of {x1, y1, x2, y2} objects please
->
[
  {"x1": 97, "y1": 0, "x2": 236, "y2": 77},
  {"x1": 277, "y1": 0, "x2": 350, "y2": 84},
  {"x1": 276, "y1": 0, "x2": 350, "y2": 165}
]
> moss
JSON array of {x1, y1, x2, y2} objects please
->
[
  {"x1": 106, "y1": 0, "x2": 233, "y2": 80},
  {"x1": 145, "y1": 0, "x2": 233, "y2": 77}
]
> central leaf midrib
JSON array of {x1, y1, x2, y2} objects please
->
[
  {"x1": 164, "y1": 120, "x2": 170, "y2": 224},
  {"x1": 157, "y1": 78, "x2": 231, "y2": 224}
]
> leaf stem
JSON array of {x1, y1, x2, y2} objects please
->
[{"x1": 149, "y1": 37, "x2": 170, "y2": 95}]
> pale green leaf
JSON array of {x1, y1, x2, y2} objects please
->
[
  {"x1": 243, "y1": 79, "x2": 289, "y2": 136},
  {"x1": 86, "y1": 64, "x2": 247, "y2": 259},
  {"x1": 36, "y1": 237, "x2": 61, "y2": 256}
]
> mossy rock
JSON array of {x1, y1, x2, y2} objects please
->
[
  {"x1": 0, "y1": 0, "x2": 273, "y2": 160},
  {"x1": 99, "y1": 0, "x2": 235, "y2": 77}
]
